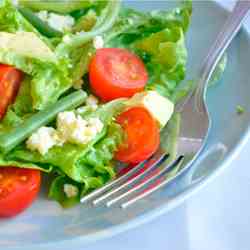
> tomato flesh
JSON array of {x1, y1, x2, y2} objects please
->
[
  {"x1": 0, "y1": 64, "x2": 23, "y2": 119},
  {"x1": 0, "y1": 168, "x2": 41, "y2": 217},
  {"x1": 115, "y1": 107, "x2": 160, "y2": 164},
  {"x1": 89, "y1": 48, "x2": 148, "y2": 101}
]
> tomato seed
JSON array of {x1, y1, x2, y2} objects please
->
[{"x1": 20, "y1": 176, "x2": 27, "y2": 182}]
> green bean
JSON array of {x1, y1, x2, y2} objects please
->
[
  {"x1": 72, "y1": 0, "x2": 120, "y2": 47},
  {"x1": 18, "y1": 7, "x2": 63, "y2": 38},
  {"x1": 56, "y1": 0, "x2": 121, "y2": 53},
  {"x1": 18, "y1": 0, "x2": 94, "y2": 14},
  {"x1": 0, "y1": 90, "x2": 87, "y2": 153}
]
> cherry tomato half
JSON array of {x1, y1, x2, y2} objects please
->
[
  {"x1": 115, "y1": 107, "x2": 160, "y2": 164},
  {"x1": 0, "y1": 167, "x2": 41, "y2": 217},
  {"x1": 0, "y1": 64, "x2": 23, "y2": 120},
  {"x1": 89, "y1": 48, "x2": 148, "y2": 101}
]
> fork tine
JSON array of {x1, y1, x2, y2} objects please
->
[
  {"x1": 121, "y1": 156, "x2": 185, "y2": 209},
  {"x1": 80, "y1": 159, "x2": 147, "y2": 204},
  {"x1": 80, "y1": 150, "x2": 166, "y2": 204},
  {"x1": 106, "y1": 156, "x2": 184, "y2": 207},
  {"x1": 92, "y1": 152, "x2": 168, "y2": 206}
]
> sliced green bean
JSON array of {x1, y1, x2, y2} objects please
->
[
  {"x1": 18, "y1": 0, "x2": 94, "y2": 14},
  {"x1": 56, "y1": 0, "x2": 121, "y2": 53},
  {"x1": 18, "y1": 7, "x2": 63, "y2": 38},
  {"x1": 0, "y1": 90, "x2": 87, "y2": 153}
]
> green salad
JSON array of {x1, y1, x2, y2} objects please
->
[{"x1": 0, "y1": 0, "x2": 225, "y2": 217}]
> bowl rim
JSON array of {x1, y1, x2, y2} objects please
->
[{"x1": 5, "y1": 2, "x2": 250, "y2": 250}]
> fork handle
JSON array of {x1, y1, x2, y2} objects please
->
[{"x1": 195, "y1": 0, "x2": 250, "y2": 112}]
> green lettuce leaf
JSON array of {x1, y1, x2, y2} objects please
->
[
  {"x1": 135, "y1": 27, "x2": 187, "y2": 98},
  {"x1": 104, "y1": 2, "x2": 192, "y2": 99},
  {"x1": 4, "y1": 121, "x2": 121, "y2": 207},
  {"x1": 0, "y1": 99, "x2": 124, "y2": 206},
  {"x1": 48, "y1": 173, "x2": 105, "y2": 208},
  {"x1": 48, "y1": 175, "x2": 82, "y2": 208},
  {"x1": 0, "y1": 150, "x2": 53, "y2": 172},
  {"x1": 49, "y1": 122, "x2": 122, "y2": 208},
  {"x1": 0, "y1": 0, "x2": 121, "y2": 110},
  {"x1": 0, "y1": 0, "x2": 71, "y2": 109}
]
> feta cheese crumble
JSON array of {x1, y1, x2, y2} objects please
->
[
  {"x1": 63, "y1": 34, "x2": 71, "y2": 43},
  {"x1": 36, "y1": 11, "x2": 75, "y2": 32},
  {"x1": 26, "y1": 112, "x2": 104, "y2": 155},
  {"x1": 36, "y1": 10, "x2": 48, "y2": 21},
  {"x1": 48, "y1": 13, "x2": 75, "y2": 32},
  {"x1": 26, "y1": 127, "x2": 63, "y2": 155},
  {"x1": 64, "y1": 184, "x2": 79, "y2": 198},
  {"x1": 86, "y1": 95, "x2": 99, "y2": 110},
  {"x1": 127, "y1": 18, "x2": 134, "y2": 25},
  {"x1": 93, "y1": 35, "x2": 104, "y2": 49},
  {"x1": 57, "y1": 111, "x2": 104, "y2": 145},
  {"x1": 11, "y1": 0, "x2": 19, "y2": 6}
]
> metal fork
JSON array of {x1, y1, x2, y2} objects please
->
[{"x1": 81, "y1": 1, "x2": 250, "y2": 209}]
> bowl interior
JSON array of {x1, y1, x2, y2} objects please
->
[{"x1": 1, "y1": 1, "x2": 250, "y2": 249}]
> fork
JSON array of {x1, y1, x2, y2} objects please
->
[{"x1": 81, "y1": 1, "x2": 250, "y2": 209}]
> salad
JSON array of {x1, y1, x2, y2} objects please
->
[{"x1": 0, "y1": 0, "x2": 194, "y2": 217}]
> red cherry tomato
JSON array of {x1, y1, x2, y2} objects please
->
[
  {"x1": 89, "y1": 48, "x2": 148, "y2": 101},
  {"x1": 0, "y1": 64, "x2": 23, "y2": 120},
  {"x1": 0, "y1": 167, "x2": 41, "y2": 217},
  {"x1": 115, "y1": 107, "x2": 160, "y2": 164}
]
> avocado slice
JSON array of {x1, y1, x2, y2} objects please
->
[{"x1": 0, "y1": 31, "x2": 56, "y2": 62}]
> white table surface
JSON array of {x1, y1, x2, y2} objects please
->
[{"x1": 79, "y1": 2, "x2": 250, "y2": 250}]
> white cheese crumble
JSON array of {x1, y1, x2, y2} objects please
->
[
  {"x1": 93, "y1": 35, "x2": 104, "y2": 49},
  {"x1": 47, "y1": 13, "x2": 75, "y2": 32},
  {"x1": 26, "y1": 112, "x2": 103, "y2": 155},
  {"x1": 36, "y1": 11, "x2": 75, "y2": 32},
  {"x1": 11, "y1": 0, "x2": 19, "y2": 6},
  {"x1": 76, "y1": 31, "x2": 85, "y2": 36},
  {"x1": 57, "y1": 111, "x2": 104, "y2": 145},
  {"x1": 63, "y1": 184, "x2": 79, "y2": 198},
  {"x1": 26, "y1": 127, "x2": 63, "y2": 155},
  {"x1": 86, "y1": 95, "x2": 99, "y2": 110},
  {"x1": 63, "y1": 35, "x2": 72, "y2": 43},
  {"x1": 127, "y1": 18, "x2": 134, "y2": 25},
  {"x1": 36, "y1": 10, "x2": 48, "y2": 21}
]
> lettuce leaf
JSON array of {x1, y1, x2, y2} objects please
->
[
  {"x1": 48, "y1": 176, "x2": 82, "y2": 208},
  {"x1": 104, "y1": 2, "x2": 192, "y2": 99},
  {"x1": 0, "y1": 0, "x2": 121, "y2": 110},
  {"x1": 0, "y1": 151, "x2": 53, "y2": 172},
  {"x1": 0, "y1": 99, "x2": 124, "y2": 206},
  {"x1": 3, "y1": 121, "x2": 122, "y2": 207},
  {"x1": 0, "y1": 0, "x2": 71, "y2": 109}
]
